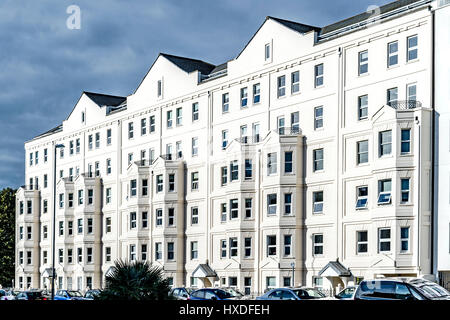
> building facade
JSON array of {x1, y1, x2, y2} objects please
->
[{"x1": 16, "y1": 0, "x2": 446, "y2": 295}]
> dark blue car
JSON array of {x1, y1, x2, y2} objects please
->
[
  {"x1": 54, "y1": 289, "x2": 86, "y2": 300},
  {"x1": 188, "y1": 288, "x2": 237, "y2": 300}
]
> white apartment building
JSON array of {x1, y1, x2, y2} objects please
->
[{"x1": 16, "y1": 0, "x2": 448, "y2": 295}]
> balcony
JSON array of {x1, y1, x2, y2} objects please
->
[
  {"x1": 20, "y1": 185, "x2": 40, "y2": 191},
  {"x1": 388, "y1": 100, "x2": 422, "y2": 110},
  {"x1": 234, "y1": 135, "x2": 262, "y2": 145},
  {"x1": 275, "y1": 127, "x2": 302, "y2": 136}
]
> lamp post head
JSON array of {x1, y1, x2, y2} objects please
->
[{"x1": 290, "y1": 262, "x2": 295, "y2": 268}]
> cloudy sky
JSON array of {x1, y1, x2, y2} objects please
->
[{"x1": 0, "y1": 0, "x2": 392, "y2": 189}]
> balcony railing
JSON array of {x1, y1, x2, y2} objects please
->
[
  {"x1": 388, "y1": 100, "x2": 422, "y2": 110},
  {"x1": 275, "y1": 127, "x2": 302, "y2": 136},
  {"x1": 20, "y1": 185, "x2": 40, "y2": 191},
  {"x1": 234, "y1": 135, "x2": 262, "y2": 144}
]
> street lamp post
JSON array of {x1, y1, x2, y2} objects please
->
[
  {"x1": 51, "y1": 143, "x2": 64, "y2": 300},
  {"x1": 290, "y1": 262, "x2": 295, "y2": 287}
]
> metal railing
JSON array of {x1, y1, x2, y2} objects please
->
[
  {"x1": 20, "y1": 185, "x2": 40, "y2": 191},
  {"x1": 234, "y1": 135, "x2": 262, "y2": 144},
  {"x1": 275, "y1": 127, "x2": 302, "y2": 136},
  {"x1": 388, "y1": 100, "x2": 422, "y2": 110}
]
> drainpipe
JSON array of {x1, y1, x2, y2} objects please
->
[{"x1": 430, "y1": 5, "x2": 436, "y2": 278}]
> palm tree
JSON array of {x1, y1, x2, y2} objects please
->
[{"x1": 96, "y1": 259, "x2": 173, "y2": 300}]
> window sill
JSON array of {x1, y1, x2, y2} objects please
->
[
  {"x1": 291, "y1": 91, "x2": 301, "y2": 96},
  {"x1": 406, "y1": 58, "x2": 419, "y2": 65},
  {"x1": 387, "y1": 64, "x2": 400, "y2": 70},
  {"x1": 357, "y1": 162, "x2": 370, "y2": 168},
  {"x1": 358, "y1": 72, "x2": 370, "y2": 78}
]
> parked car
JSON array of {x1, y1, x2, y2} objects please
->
[
  {"x1": 335, "y1": 286, "x2": 357, "y2": 300},
  {"x1": 54, "y1": 289, "x2": 86, "y2": 300},
  {"x1": 84, "y1": 289, "x2": 101, "y2": 300},
  {"x1": 220, "y1": 287, "x2": 244, "y2": 299},
  {"x1": 188, "y1": 288, "x2": 237, "y2": 300},
  {"x1": 354, "y1": 278, "x2": 450, "y2": 300},
  {"x1": 256, "y1": 287, "x2": 331, "y2": 300},
  {"x1": 15, "y1": 290, "x2": 48, "y2": 301},
  {"x1": 169, "y1": 287, "x2": 193, "y2": 300}
]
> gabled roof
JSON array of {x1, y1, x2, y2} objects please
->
[
  {"x1": 84, "y1": 91, "x2": 127, "y2": 107},
  {"x1": 319, "y1": 0, "x2": 425, "y2": 37},
  {"x1": 192, "y1": 264, "x2": 217, "y2": 278},
  {"x1": 319, "y1": 260, "x2": 352, "y2": 277},
  {"x1": 160, "y1": 53, "x2": 216, "y2": 75}
]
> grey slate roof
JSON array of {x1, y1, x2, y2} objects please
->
[
  {"x1": 320, "y1": 0, "x2": 425, "y2": 36},
  {"x1": 161, "y1": 53, "x2": 216, "y2": 75},
  {"x1": 268, "y1": 16, "x2": 320, "y2": 34},
  {"x1": 30, "y1": 124, "x2": 63, "y2": 141},
  {"x1": 318, "y1": 260, "x2": 352, "y2": 277},
  {"x1": 84, "y1": 91, "x2": 126, "y2": 107}
]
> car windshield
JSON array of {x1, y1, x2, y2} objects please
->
[
  {"x1": 27, "y1": 292, "x2": 42, "y2": 298},
  {"x1": 303, "y1": 288, "x2": 326, "y2": 298},
  {"x1": 68, "y1": 291, "x2": 83, "y2": 297},
  {"x1": 212, "y1": 289, "x2": 233, "y2": 299}
]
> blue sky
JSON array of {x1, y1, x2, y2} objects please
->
[{"x1": 0, "y1": 0, "x2": 392, "y2": 190}]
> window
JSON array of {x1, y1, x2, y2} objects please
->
[
  {"x1": 26, "y1": 251, "x2": 32, "y2": 265},
  {"x1": 244, "y1": 278, "x2": 252, "y2": 295},
  {"x1": 378, "y1": 228, "x2": 391, "y2": 252},
  {"x1": 77, "y1": 218, "x2": 83, "y2": 234},
  {"x1": 407, "y1": 84, "x2": 417, "y2": 102},
  {"x1": 78, "y1": 190, "x2": 84, "y2": 205},
  {"x1": 388, "y1": 41, "x2": 398, "y2": 67},
  {"x1": 105, "y1": 247, "x2": 111, "y2": 262},
  {"x1": 68, "y1": 221, "x2": 73, "y2": 235},
  {"x1": 156, "y1": 175, "x2": 163, "y2": 193},
  {"x1": 221, "y1": 166, "x2": 228, "y2": 185},
  {"x1": 267, "y1": 194, "x2": 277, "y2": 215},
  {"x1": 278, "y1": 116, "x2": 285, "y2": 135},
  {"x1": 43, "y1": 251, "x2": 47, "y2": 264},
  {"x1": 105, "y1": 217, "x2": 111, "y2": 233},
  {"x1": 387, "y1": 87, "x2": 398, "y2": 107},
  {"x1": 156, "y1": 209, "x2": 163, "y2": 226},
  {"x1": 267, "y1": 152, "x2": 277, "y2": 175},
  {"x1": 59, "y1": 221, "x2": 64, "y2": 236},
  {"x1": 401, "y1": 227, "x2": 410, "y2": 252},
  {"x1": 129, "y1": 245, "x2": 136, "y2": 261},
  {"x1": 152, "y1": 242, "x2": 161, "y2": 261},
  {"x1": 130, "y1": 212, "x2": 136, "y2": 229},
  {"x1": 220, "y1": 203, "x2": 227, "y2": 222},
  {"x1": 267, "y1": 235, "x2": 277, "y2": 256},
  {"x1": 191, "y1": 241, "x2": 198, "y2": 260},
  {"x1": 264, "y1": 43, "x2": 271, "y2": 61},
  {"x1": 166, "y1": 110, "x2": 173, "y2": 128},
  {"x1": 221, "y1": 130, "x2": 228, "y2": 149},
  {"x1": 379, "y1": 130, "x2": 392, "y2": 156},
  {"x1": 240, "y1": 125, "x2": 247, "y2": 143},
  {"x1": 245, "y1": 198, "x2": 252, "y2": 219},
  {"x1": 69, "y1": 140, "x2": 74, "y2": 155},
  {"x1": 284, "y1": 151, "x2": 293, "y2": 174},
  {"x1": 357, "y1": 140, "x2": 369, "y2": 164},
  {"x1": 401, "y1": 129, "x2": 411, "y2": 154},
  {"x1": 192, "y1": 103, "x2": 199, "y2": 121},
  {"x1": 313, "y1": 149, "x2": 324, "y2": 171},
  {"x1": 291, "y1": 71, "x2": 300, "y2": 93},
  {"x1": 128, "y1": 153, "x2": 133, "y2": 166},
  {"x1": 29, "y1": 152, "x2": 33, "y2": 166},
  {"x1": 240, "y1": 87, "x2": 248, "y2": 107},
  {"x1": 220, "y1": 239, "x2": 227, "y2": 258},
  {"x1": 229, "y1": 238, "x2": 238, "y2": 257},
  {"x1": 95, "y1": 161, "x2": 100, "y2": 177},
  {"x1": 266, "y1": 277, "x2": 276, "y2": 289},
  {"x1": 87, "y1": 247, "x2": 93, "y2": 263},
  {"x1": 245, "y1": 159, "x2": 252, "y2": 179},
  {"x1": 378, "y1": 179, "x2": 392, "y2": 205},
  {"x1": 358, "y1": 50, "x2": 368, "y2": 75},
  {"x1": 157, "y1": 80, "x2": 162, "y2": 97},
  {"x1": 230, "y1": 161, "x2": 239, "y2": 181},
  {"x1": 27, "y1": 226, "x2": 32, "y2": 240},
  {"x1": 167, "y1": 242, "x2": 174, "y2": 260},
  {"x1": 284, "y1": 235, "x2": 292, "y2": 256},
  {"x1": 176, "y1": 141, "x2": 182, "y2": 159},
  {"x1": 59, "y1": 193, "x2": 64, "y2": 209},
  {"x1": 313, "y1": 234, "x2": 324, "y2": 255},
  {"x1": 314, "y1": 106, "x2": 323, "y2": 129},
  {"x1": 150, "y1": 116, "x2": 156, "y2": 133},
  {"x1": 168, "y1": 208, "x2": 175, "y2": 226},
  {"x1": 87, "y1": 189, "x2": 94, "y2": 205},
  {"x1": 168, "y1": 174, "x2": 175, "y2": 192},
  {"x1": 401, "y1": 178, "x2": 410, "y2": 203},
  {"x1": 244, "y1": 237, "x2": 252, "y2": 257},
  {"x1": 44, "y1": 148, "x2": 48, "y2": 162},
  {"x1": 357, "y1": 231, "x2": 368, "y2": 254},
  {"x1": 253, "y1": 122, "x2": 260, "y2": 142},
  {"x1": 27, "y1": 200, "x2": 32, "y2": 214},
  {"x1": 291, "y1": 112, "x2": 299, "y2": 134},
  {"x1": 191, "y1": 172, "x2": 199, "y2": 190},
  {"x1": 313, "y1": 191, "x2": 324, "y2": 214},
  {"x1": 106, "y1": 129, "x2": 112, "y2": 145},
  {"x1": 191, "y1": 207, "x2": 199, "y2": 225},
  {"x1": 166, "y1": 143, "x2": 173, "y2": 160},
  {"x1": 95, "y1": 132, "x2": 100, "y2": 148},
  {"x1": 192, "y1": 137, "x2": 198, "y2": 156},
  {"x1": 105, "y1": 188, "x2": 112, "y2": 204},
  {"x1": 222, "y1": 93, "x2": 229, "y2": 113},
  {"x1": 315, "y1": 64, "x2": 324, "y2": 87},
  {"x1": 77, "y1": 248, "x2": 82, "y2": 263},
  {"x1": 407, "y1": 35, "x2": 418, "y2": 61},
  {"x1": 284, "y1": 193, "x2": 292, "y2": 215},
  {"x1": 128, "y1": 122, "x2": 134, "y2": 139},
  {"x1": 356, "y1": 186, "x2": 368, "y2": 209},
  {"x1": 230, "y1": 199, "x2": 238, "y2": 219},
  {"x1": 358, "y1": 95, "x2": 368, "y2": 120},
  {"x1": 106, "y1": 158, "x2": 112, "y2": 175},
  {"x1": 142, "y1": 179, "x2": 148, "y2": 196},
  {"x1": 175, "y1": 107, "x2": 182, "y2": 126},
  {"x1": 253, "y1": 83, "x2": 261, "y2": 104},
  {"x1": 141, "y1": 118, "x2": 147, "y2": 135},
  {"x1": 277, "y1": 75, "x2": 286, "y2": 98},
  {"x1": 130, "y1": 179, "x2": 137, "y2": 197}
]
